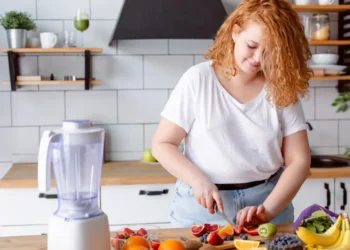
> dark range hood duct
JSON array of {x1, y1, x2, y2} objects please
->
[{"x1": 109, "y1": 0, "x2": 228, "y2": 44}]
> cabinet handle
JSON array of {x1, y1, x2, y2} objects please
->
[
  {"x1": 324, "y1": 183, "x2": 331, "y2": 210},
  {"x1": 341, "y1": 182, "x2": 347, "y2": 210},
  {"x1": 139, "y1": 189, "x2": 169, "y2": 196},
  {"x1": 39, "y1": 193, "x2": 58, "y2": 199}
]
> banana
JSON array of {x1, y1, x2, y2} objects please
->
[
  {"x1": 296, "y1": 215, "x2": 342, "y2": 246},
  {"x1": 328, "y1": 218, "x2": 350, "y2": 250},
  {"x1": 321, "y1": 219, "x2": 346, "y2": 249}
]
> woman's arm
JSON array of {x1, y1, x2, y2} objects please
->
[
  {"x1": 152, "y1": 117, "x2": 224, "y2": 213},
  {"x1": 263, "y1": 129, "x2": 311, "y2": 221}
]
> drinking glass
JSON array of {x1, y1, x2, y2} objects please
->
[{"x1": 74, "y1": 8, "x2": 89, "y2": 47}]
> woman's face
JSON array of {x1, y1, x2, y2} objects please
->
[{"x1": 233, "y1": 22, "x2": 265, "y2": 75}]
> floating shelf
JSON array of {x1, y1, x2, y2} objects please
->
[
  {"x1": 309, "y1": 40, "x2": 350, "y2": 46},
  {"x1": 1, "y1": 48, "x2": 102, "y2": 54},
  {"x1": 311, "y1": 75, "x2": 350, "y2": 80},
  {"x1": 292, "y1": 4, "x2": 350, "y2": 12},
  {"x1": 2, "y1": 80, "x2": 103, "y2": 86}
]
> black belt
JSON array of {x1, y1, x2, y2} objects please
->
[{"x1": 214, "y1": 170, "x2": 279, "y2": 190}]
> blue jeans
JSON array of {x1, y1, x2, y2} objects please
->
[{"x1": 169, "y1": 167, "x2": 294, "y2": 228}]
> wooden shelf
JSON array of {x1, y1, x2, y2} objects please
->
[
  {"x1": 311, "y1": 75, "x2": 350, "y2": 80},
  {"x1": 2, "y1": 80, "x2": 102, "y2": 86},
  {"x1": 293, "y1": 4, "x2": 350, "y2": 12},
  {"x1": 309, "y1": 40, "x2": 350, "y2": 45},
  {"x1": 1, "y1": 48, "x2": 102, "y2": 54}
]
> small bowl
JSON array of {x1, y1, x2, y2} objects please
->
[
  {"x1": 311, "y1": 54, "x2": 339, "y2": 65},
  {"x1": 111, "y1": 224, "x2": 160, "y2": 250}
]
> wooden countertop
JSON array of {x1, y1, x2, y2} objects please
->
[
  {"x1": 1, "y1": 155, "x2": 350, "y2": 188},
  {"x1": 0, "y1": 224, "x2": 293, "y2": 250}
]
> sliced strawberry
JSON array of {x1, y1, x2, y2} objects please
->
[
  {"x1": 151, "y1": 239, "x2": 161, "y2": 250},
  {"x1": 234, "y1": 225, "x2": 243, "y2": 235},
  {"x1": 123, "y1": 227, "x2": 135, "y2": 235},
  {"x1": 243, "y1": 226, "x2": 259, "y2": 235},
  {"x1": 116, "y1": 233, "x2": 125, "y2": 239},
  {"x1": 137, "y1": 228, "x2": 148, "y2": 236}
]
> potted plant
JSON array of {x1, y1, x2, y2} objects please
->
[
  {"x1": 0, "y1": 11, "x2": 36, "y2": 48},
  {"x1": 332, "y1": 92, "x2": 350, "y2": 157}
]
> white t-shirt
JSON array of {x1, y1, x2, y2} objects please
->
[{"x1": 160, "y1": 61, "x2": 307, "y2": 184}]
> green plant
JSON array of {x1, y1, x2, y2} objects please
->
[
  {"x1": 345, "y1": 148, "x2": 350, "y2": 158},
  {"x1": 332, "y1": 92, "x2": 350, "y2": 113},
  {"x1": 0, "y1": 11, "x2": 36, "y2": 30}
]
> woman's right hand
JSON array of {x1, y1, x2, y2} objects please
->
[{"x1": 192, "y1": 177, "x2": 224, "y2": 214}]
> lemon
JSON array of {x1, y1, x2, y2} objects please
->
[{"x1": 143, "y1": 149, "x2": 158, "y2": 162}]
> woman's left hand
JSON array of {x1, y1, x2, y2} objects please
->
[{"x1": 236, "y1": 205, "x2": 270, "y2": 227}]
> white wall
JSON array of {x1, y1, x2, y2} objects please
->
[{"x1": 0, "y1": 0, "x2": 349, "y2": 177}]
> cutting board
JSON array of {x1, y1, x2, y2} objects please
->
[{"x1": 201, "y1": 235, "x2": 266, "y2": 249}]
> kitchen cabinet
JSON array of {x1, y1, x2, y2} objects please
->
[
  {"x1": 335, "y1": 178, "x2": 349, "y2": 215},
  {"x1": 292, "y1": 178, "x2": 335, "y2": 219},
  {"x1": 101, "y1": 184, "x2": 175, "y2": 226}
]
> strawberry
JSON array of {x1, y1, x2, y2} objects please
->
[
  {"x1": 137, "y1": 228, "x2": 148, "y2": 237},
  {"x1": 123, "y1": 227, "x2": 135, "y2": 235},
  {"x1": 116, "y1": 233, "x2": 125, "y2": 239},
  {"x1": 151, "y1": 239, "x2": 161, "y2": 250},
  {"x1": 207, "y1": 232, "x2": 224, "y2": 245},
  {"x1": 234, "y1": 225, "x2": 243, "y2": 235},
  {"x1": 243, "y1": 226, "x2": 259, "y2": 235}
]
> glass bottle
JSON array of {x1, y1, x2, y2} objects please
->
[{"x1": 311, "y1": 13, "x2": 330, "y2": 41}]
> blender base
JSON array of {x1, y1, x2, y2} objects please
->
[{"x1": 47, "y1": 213, "x2": 110, "y2": 250}]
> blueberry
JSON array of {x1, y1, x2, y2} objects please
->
[
  {"x1": 242, "y1": 235, "x2": 248, "y2": 240},
  {"x1": 227, "y1": 235, "x2": 234, "y2": 241},
  {"x1": 222, "y1": 236, "x2": 227, "y2": 241}
]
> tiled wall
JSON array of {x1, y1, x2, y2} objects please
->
[{"x1": 0, "y1": 0, "x2": 349, "y2": 177}]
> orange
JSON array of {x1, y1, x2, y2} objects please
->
[
  {"x1": 122, "y1": 236, "x2": 150, "y2": 250},
  {"x1": 158, "y1": 239, "x2": 185, "y2": 250},
  {"x1": 129, "y1": 247, "x2": 149, "y2": 250},
  {"x1": 218, "y1": 224, "x2": 234, "y2": 237},
  {"x1": 233, "y1": 239, "x2": 260, "y2": 250}
]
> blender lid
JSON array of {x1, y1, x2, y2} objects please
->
[{"x1": 54, "y1": 120, "x2": 104, "y2": 134}]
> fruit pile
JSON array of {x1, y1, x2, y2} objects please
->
[
  {"x1": 265, "y1": 234, "x2": 303, "y2": 250},
  {"x1": 296, "y1": 212, "x2": 350, "y2": 250}
]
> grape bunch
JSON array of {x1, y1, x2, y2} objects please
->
[{"x1": 265, "y1": 234, "x2": 303, "y2": 250}]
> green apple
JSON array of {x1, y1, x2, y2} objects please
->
[{"x1": 143, "y1": 148, "x2": 158, "y2": 162}]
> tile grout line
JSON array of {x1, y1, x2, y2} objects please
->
[{"x1": 116, "y1": 90, "x2": 119, "y2": 123}]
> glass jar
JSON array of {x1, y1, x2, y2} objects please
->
[{"x1": 311, "y1": 13, "x2": 330, "y2": 40}]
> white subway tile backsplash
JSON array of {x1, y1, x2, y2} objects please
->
[
  {"x1": 311, "y1": 147, "x2": 339, "y2": 155},
  {"x1": 12, "y1": 154, "x2": 38, "y2": 163},
  {"x1": 307, "y1": 120, "x2": 338, "y2": 147},
  {"x1": 35, "y1": 20, "x2": 65, "y2": 47},
  {"x1": 102, "y1": 125, "x2": 143, "y2": 152},
  {"x1": 118, "y1": 90, "x2": 168, "y2": 123},
  {"x1": 195, "y1": 55, "x2": 208, "y2": 64},
  {"x1": 0, "y1": 162, "x2": 12, "y2": 179},
  {"x1": 0, "y1": 92, "x2": 11, "y2": 126},
  {"x1": 144, "y1": 56, "x2": 193, "y2": 89},
  {"x1": 91, "y1": 0, "x2": 124, "y2": 19},
  {"x1": 12, "y1": 92, "x2": 64, "y2": 126},
  {"x1": 105, "y1": 152, "x2": 143, "y2": 161},
  {"x1": 309, "y1": 80, "x2": 337, "y2": 88},
  {"x1": 66, "y1": 91, "x2": 117, "y2": 124},
  {"x1": 11, "y1": 127, "x2": 39, "y2": 155},
  {"x1": 169, "y1": 39, "x2": 213, "y2": 54},
  {"x1": 118, "y1": 40, "x2": 168, "y2": 55},
  {"x1": 0, "y1": 0, "x2": 37, "y2": 18},
  {"x1": 0, "y1": 28, "x2": 7, "y2": 53},
  {"x1": 145, "y1": 124, "x2": 158, "y2": 149},
  {"x1": 0, "y1": 128, "x2": 12, "y2": 161},
  {"x1": 339, "y1": 120, "x2": 350, "y2": 147},
  {"x1": 37, "y1": 0, "x2": 90, "y2": 19},
  {"x1": 339, "y1": 147, "x2": 348, "y2": 155},
  {"x1": 301, "y1": 88, "x2": 315, "y2": 120},
  {"x1": 316, "y1": 88, "x2": 350, "y2": 119},
  {"x1": 92, "y1": 56, "x2": 143, "y2": 89},
  {"x1": 64, "y1": 20, "x2": 117, "y2": 55}
]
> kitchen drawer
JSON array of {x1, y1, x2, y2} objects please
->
[
  {"x1": 0, "y1": 188, "x2": 58, "y2": 226},
  {"x1": 101, "y1": 184, "x2": 175, "y2": 225},
  {"x1": 0, "y1": 225, "x2": 48, "y2": 237}
]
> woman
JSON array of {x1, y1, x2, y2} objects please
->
[{"x1": 152, "y1": 0, "x2": 312, "y2": 228}]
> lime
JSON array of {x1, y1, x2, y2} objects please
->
[{"x1": 142, "y1": 149, "x2": 157, "y2": 162}]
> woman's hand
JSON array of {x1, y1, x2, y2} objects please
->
[
  {"x1": 236, "y1": 205, "x2": 270, "y2": 227},
  {"x1": 192, "y1": 177, "x2": 224, "y2": 214}
]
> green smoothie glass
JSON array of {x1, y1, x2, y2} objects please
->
[{"x1": 74, "y1": 8, "x2": 89, "y2": 47}]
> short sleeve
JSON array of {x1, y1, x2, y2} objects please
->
[
  {"x1": 279, "y1": 98, "x2": 308, "y2": 137},
  {"x1": 160, "y1": 70, "x2": 196, "y2": 133}
]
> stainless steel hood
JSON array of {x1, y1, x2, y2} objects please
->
[{"x1": 109, "y1": 0, "x2": 228, "y2": 44}]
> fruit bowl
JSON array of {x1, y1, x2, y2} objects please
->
[{"x1": 111, "y1": 224, "x2": 160, "y2": 250}]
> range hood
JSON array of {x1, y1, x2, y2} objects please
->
[{"x1": 109, "y1": 0, "x2": 228, "y2": 43}]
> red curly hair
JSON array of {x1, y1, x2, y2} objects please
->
[{"x1": 205, "y1": 0, "x2": 313, "y2": 107}]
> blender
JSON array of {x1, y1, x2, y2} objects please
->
[{"x1": 38, "y1": 120, "x2": 110, "y2": 250}]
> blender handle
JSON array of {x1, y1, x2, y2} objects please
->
[{"x1": 139, "y1": 189, "x2": 169, "y2": 196}]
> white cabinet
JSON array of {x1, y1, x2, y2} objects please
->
[
  {"x1": 0, "y1": 225, "x2": 48, "y2": 237},
  {"x1": 0, "y1": 188, "x2": 58, "y2": 226},
  {"x1": 293, "y1": 178, "x2": 335, "y2": 219},
  {"x1": 101, "y1": 184, "x2": 175, "y2": 225},
  {"x1": 335, "y1": 179, "x2": 350, "y2": 215}
]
